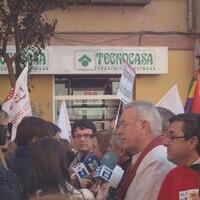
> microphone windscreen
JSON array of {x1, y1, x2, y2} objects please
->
[
  {"x1": 110, "y1": 165, "x2": 124, "y2": 188},
  {"x1": 83, "y1": 153, "x2": 101, "y2": 172},
  {"x1": 101, "y1": 151, "x2": 118, "y2": 170}
]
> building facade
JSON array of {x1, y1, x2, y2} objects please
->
[{"x1": 0, "y1": 0, "x2": 198, "y2": 129}]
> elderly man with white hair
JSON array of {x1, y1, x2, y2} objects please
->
[{"x1": 116, "y1": 101, "x2": 175, "y2": 200}]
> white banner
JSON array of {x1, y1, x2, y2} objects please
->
[
  {"x1": 2, "y1": 64, "x2": 32, "y2": 141},
  {"x1": 156, "y1": 84, "x2": 184, "y2": 114},
  {"x1": 57, "y1": 101, "x2": 71, "y2": 140},
  {"x1": 117, "y1": 62, "x2": 136, "y2": 104}
]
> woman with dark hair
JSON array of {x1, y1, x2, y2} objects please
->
[
  {"x1": 9, "y1": 116, "x2": 50, "y2": 188},
  {"x1": 15, "y1": 116, "x2": 49, "y2": 146},
  {"x1": 25, "y1": 137, "x2": 94, "y2": 200}
]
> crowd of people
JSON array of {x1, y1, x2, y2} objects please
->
[{"x1": 0, "y1": 100, "x2": 199, "y2": 200}]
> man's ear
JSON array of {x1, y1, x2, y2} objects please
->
[
  {"x1": 137, "y1": 120, "x2": 150, "y2": 134},
  {"x1": 189, "y1": 136, "x2": 199, "y2": 151}
]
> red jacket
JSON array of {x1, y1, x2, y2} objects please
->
[{"x1": 157, "y1": 166, "x2": 200, "y2": 200}]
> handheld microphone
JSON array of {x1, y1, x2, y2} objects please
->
[
  {"x1": 94, "y1": 152, "x2": 118, "y2": 182},
  {"x1": 110, "y1": 165, "x2": 124, "y2": 188},
  {"x1": 72, "y1": 162, "x2": 89, "y2": 181},
  {"x1": 72, "y1": 153, "x2": 100, "y2": 181},
  {"x1": 83, "y1": 153, "x2": 101, "y2": 172},
  {"x1": 106, "y1": 165, "x2": 124, "y2": 200}
]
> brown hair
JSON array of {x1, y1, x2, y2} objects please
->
[
  {"x1": 15, "y1": 116, "x2": 49, "y2": 145},
  {"x1": 94, "y1": 130, "x2": 112, "y2": 155}
]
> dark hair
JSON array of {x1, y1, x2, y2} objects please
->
[
  {"x1": 45, "y1": 121, "x2": 61, "y2": 137},
  {"x1": 71, "y1": 119, "x2": 96, "y2": 137},
  {"x1": 25, "y1": 138, "x2": 70, "y2": 196},
  {"x1": 157, "y1": 106, "x2": 175, "y2": 131},
  {"x1": 170, "y1": 113, "x2": 200, "y2": 155},
  {"x1": 15, "y1": 116, "x2": 49, "y2": 145}
]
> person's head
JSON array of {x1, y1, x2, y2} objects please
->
[
  {"x1": 92, "y1": 130, "x2": 112, "y2": 157},
  {"x1": 157, "y1": 106, "x2": 175, "y2": 145},
  {"x1": 71, "y1": 119, "x2": 96, "y2": 154},
  {"x1": 166, "y1": 113, "x2": 200, "y2": 166},
  {"x1": 118, "y1": 100, "x2": 162, "y2": 154},
  {"x1": 108, "y1": 132, "x2": 131, "y2": 166},
  {"x1": 25, "y1": 138, "x2": 70, "y2": 196},
  {"x1": 45, "y1": 121, "x2": 61, "y2": 141},
  {"x1": 15, "y1": 116, "x2": 49, "y2": 146}
]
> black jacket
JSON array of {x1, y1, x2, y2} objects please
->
[{"x1": 0, "y1": 165, "x2": 23, "y2": 200}]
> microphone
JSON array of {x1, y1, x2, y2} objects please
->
[
  {"x1": 83, "y1": 153, "x2": 101, "y2": 173},
  {"x1": 72, "y1": 162, "x2": 89, "y2": 181},
  {"x1": 106, "y1": 165, "x2": 124, "y2": 200},
  {"x1": 72, "y1": 153, "x2": 100, "y2": 181},
  {"x1": 110, "y1": 165, "x2": 124, "y2": 188},
  {"x1": 94, "y1": 151, "x2": 118, "y2": 182}
]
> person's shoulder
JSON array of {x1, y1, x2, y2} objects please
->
[
  {"x1": 143, "y1": 145, "x2": 168, "y2": 162},
  {"x1": 168, "y1": 165, "x2": 198, "y2": 175}
]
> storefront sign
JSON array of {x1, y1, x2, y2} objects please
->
[{"x1": 0, "y1": 46, "x2": 168, "y2": 74}]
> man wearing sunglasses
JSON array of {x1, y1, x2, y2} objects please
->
[{"x1": 158, "y1": 113, "x2": 200, "y2": 200}]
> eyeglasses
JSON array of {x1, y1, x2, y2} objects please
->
[
  {"x1": 73, "y1": 134, "x2": 93, "y2": 139},
  {"x1": 168, "y1": 135, "x2": 186, "y2": 141},
  {"x1": 166, "y1": 129, "x2": 188, "y2": 142}
]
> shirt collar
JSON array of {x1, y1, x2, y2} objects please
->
[
  {"x1": 131, "y1": 152, "x2": 141, "y2": 165},
  {"x1": 193, "y1": 158, "x2": 200, "y2": 165}
]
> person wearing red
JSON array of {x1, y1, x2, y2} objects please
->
[{"x1": 158, "y1": 113, "x2": 200, "y2": 200}]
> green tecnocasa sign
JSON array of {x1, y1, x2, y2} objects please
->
[
  {"x1": 0, "y1": 46, "x2": 168, "y2": 74},
  {"x1": 0, "y1": 50, "x2": 48, "y2": 67},
  {"x1": 96, "y1": 52, "x2": 154, "y2": 66}
]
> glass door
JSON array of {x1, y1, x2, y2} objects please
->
[{"x1": 54, "y1": 75, "x2": 120, "y2": 131}]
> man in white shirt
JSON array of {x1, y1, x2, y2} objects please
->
[{"x1": 116, "y1": 101, "x2": 174, "y2": 200}]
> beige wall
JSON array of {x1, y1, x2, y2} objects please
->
[
  {"x1": 0, "y1": 76, "x2": 11, "y2": 104},
  {"x1": 47, "y1": 0, "x2": 187, "y2": 32},
  {"x1": 29, "y1": 75, "x2": 53, "y2": 121},
  {"x1": 0, "y1": 0, "x2": 194, "y2": 121},
  {"x1": 137, "y1": 50, "x2": 193, "y2": 104}
]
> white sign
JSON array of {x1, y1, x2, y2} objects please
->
[
  {"x1": 2, "y1": 64, "x2": 32, "y2": 141},
  {"x1": 0, "y1": 46, "x2": 168, "y2": 74},
  {"x1": 117, "y1": 62, "x2": 136, "y2": 104}
]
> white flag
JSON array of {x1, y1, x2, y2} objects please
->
[
  {"x1": 156, "y1": 84, "x2": 184, "y2": 114},
  {"x1": 2, "y1": 63, "x2": 32, "y2": 141},
  {"x1": 117, "y1": 62, "x2": 136, "y2": 104},
  {"x1": 57, "y1": 100, "x2": 71, "y2": 140}
]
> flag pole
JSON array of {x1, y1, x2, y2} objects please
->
[{"x1": 114, "y1": 101, "x2": 122, "y2": 130}]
